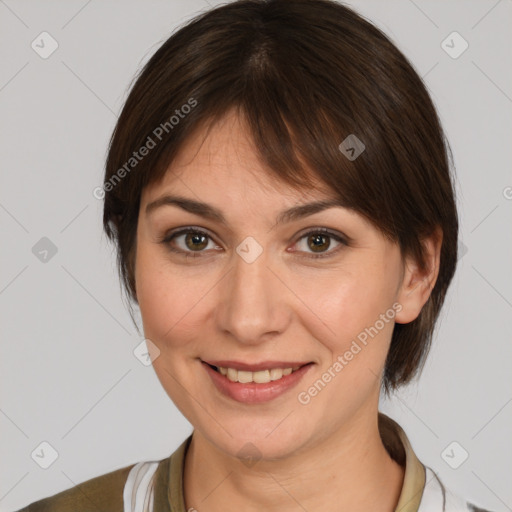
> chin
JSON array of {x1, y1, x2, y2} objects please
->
[{"x1": 198, "y1": 416, "x2": 311, "y2": 462}]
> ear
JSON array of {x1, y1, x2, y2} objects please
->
[{"x1": 395, "y1": 226, "x2": 443, "y2": 324}]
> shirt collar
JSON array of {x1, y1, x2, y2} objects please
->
[{"x1": 378, "y1": 412, "x2": 427, "y2": 511}]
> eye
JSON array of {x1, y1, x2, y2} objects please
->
[
  {"x1": 160, "y1": 227, "x2": 220, "y2": 258},
  {"x1": 292, "y1": 228, "x2": 347, "y2": 258},
  {"x1": 160, "y1": 226, "x2": 347, "y2": 260}
]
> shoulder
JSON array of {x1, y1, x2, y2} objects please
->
[
  {"x1": 14, "y1": 462, "x2": 137, "y2": 512},
  {"x1": 14, "y1": 439, "x2": 183, "y2": 512},
  {"x1": 420, "y1": 466, "x2": 496, "y2": 512}
]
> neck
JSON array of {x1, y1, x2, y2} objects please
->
[{"x1": 183, "y1": 410, "x2": 405, "y2": 512}]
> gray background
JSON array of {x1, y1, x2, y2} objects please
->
[{"x1": 1, "y1": 0, "x2": 511, "y2": 511}]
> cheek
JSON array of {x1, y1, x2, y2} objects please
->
[
  {"x1": 135, "y1": 244, "x2": 211, "y2": 349},
  {"x1": 291, "y1": 269, "x2": 399, "y2": 417},
  {"x1": 291, "y1": 262, "x2": 398, "y2": 351}
]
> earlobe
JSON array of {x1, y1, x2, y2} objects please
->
[{"x1": 395, "y1": 227, "x2": 443, "y2": 324}]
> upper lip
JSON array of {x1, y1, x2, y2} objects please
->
[{"x1": 203, "y1": 360, "x2": 313, "y2": 372}]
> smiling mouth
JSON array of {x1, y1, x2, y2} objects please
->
[{"x1": 205, "y1": 362, "x2": 312, "y2": 384}]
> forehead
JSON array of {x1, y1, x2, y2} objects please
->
[{"x1": 142, "y1": 110, "x2": 332, "y2": 203}]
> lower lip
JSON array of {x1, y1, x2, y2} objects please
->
[{"x1": 202, "y1": 362, "x2": 313, "y2": 404}]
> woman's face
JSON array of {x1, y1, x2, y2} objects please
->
[{"x1": 135, "y1": 112, "x2": 418, "y2": 460}]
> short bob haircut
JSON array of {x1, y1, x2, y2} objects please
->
[{"x1": 102, "y1": 0, "x2": 459, "y2": 394}]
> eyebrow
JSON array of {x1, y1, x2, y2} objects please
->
[{"x1": 145, "y1": 194, "x2": 348, "y2": 226}]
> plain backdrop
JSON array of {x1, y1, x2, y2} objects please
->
[{"x1": 1, "y1": 1, "x2": 511, "y2": 511}]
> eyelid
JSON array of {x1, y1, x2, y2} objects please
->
[{"x1": 294, "y1": 226, "x2": 348, "y2": 244}]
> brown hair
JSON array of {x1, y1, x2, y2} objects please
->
[{"x1": 102, "y1": 0, "x2": 459, "y2": 393}]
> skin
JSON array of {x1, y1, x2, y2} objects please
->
[{"x1": 134, "y1": 110, "x2": 442, "y2": 512}]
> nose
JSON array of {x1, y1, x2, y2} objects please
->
[{"x1": 215, "y1": 243, "x2": 291, "y2": 345}]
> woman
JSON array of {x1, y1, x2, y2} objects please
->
[{"x1": 15, "y1": 0, "x2": 494, "y2": 510}]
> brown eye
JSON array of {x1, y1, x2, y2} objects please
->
[
  {"x1": 294, "y1": 229, "x2": 347, "y2": 258},
  {"x1": 185, "y1": 232, "x2": 209, "y2": 251},
  {"x1": 161, "y1": 227, "x2": 219, "y2": 257},
  {"x1": 307, "y1": 233, "x2": 331, "y2": 252}
]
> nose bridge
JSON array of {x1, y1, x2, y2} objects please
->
[{"x1": 217, "y1": 238, "x2": 288, "y2": 344}]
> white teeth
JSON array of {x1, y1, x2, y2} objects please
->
[
  {"x1": 237, "y1": 370, "x2": 253, "y2": 383},
  {"x1": 269, "y1": 368, "x2": 283, "y2": 380},
  {"x1": 253, "y1": 370, "x2": 270, "y2": 383},
  {"x1": 218, "y1": 366, "x2": 300, "y2": 383},
  {"x1": 227, "y1": 368, "x2": 238, "y2": 382}
]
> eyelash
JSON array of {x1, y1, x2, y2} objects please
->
[{"x1": 159, "y1": 226, "x2": 347, "y2": 260}]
